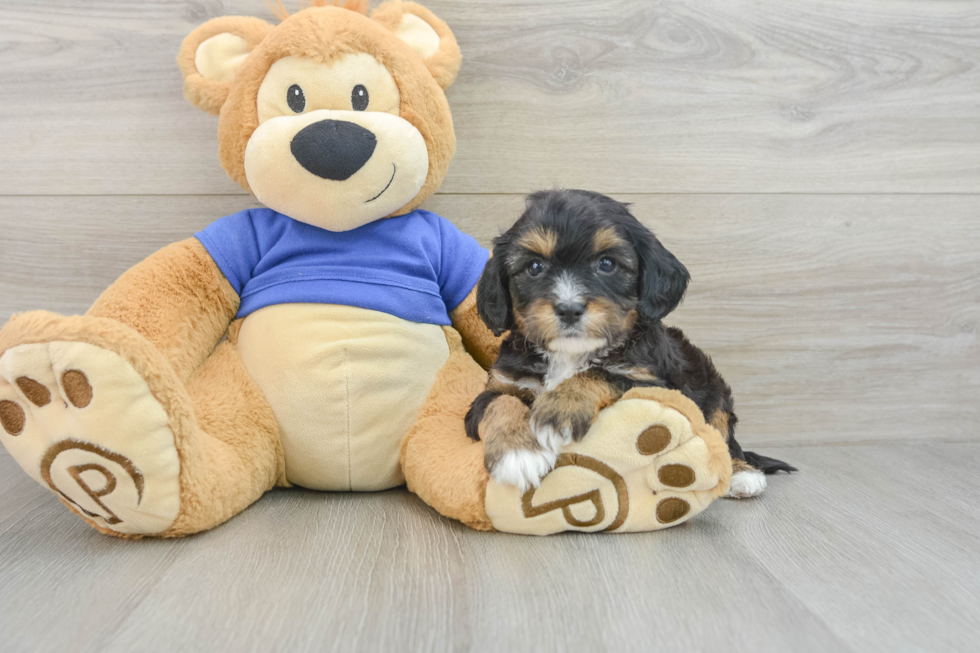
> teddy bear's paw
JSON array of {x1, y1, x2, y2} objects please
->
[
  {"x1": 0, "y1": 342, "x2": 180, "y2": 535},
  {"x1": 483, "y1": 391, "x2": 731, "y2": 535}
]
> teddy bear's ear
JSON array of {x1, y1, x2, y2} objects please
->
[
  {"x1": 177, "y1": 16, "x2": 274, "y2": 115},
  {"x1": 372, "y1": 1, "x2": 462, "y2": 90}
]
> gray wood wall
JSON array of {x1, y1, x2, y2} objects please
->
[{"x1": 1, "y1": 0, "x2": 978, "y2": 449}]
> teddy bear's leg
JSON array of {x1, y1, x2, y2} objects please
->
[
  {"x1": 399, "y1": 328, "x2": 734, "y2": 534},
  {"x1": 173, "y1": 337, "x2": 285, "y2": 535},
  {"x1": 85, "y1": 239, "x2": 241, "y2": 385},
  {"x1": 400, "y1": 327, "x2": 494, "y2": 531},
  {"x1": 0, "y1": 312, "x2": 283, "y2": 538}
]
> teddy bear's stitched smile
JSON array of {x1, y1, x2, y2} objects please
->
[{"x1": 366, "y1": 163, "x2": 397, "y2": 203}]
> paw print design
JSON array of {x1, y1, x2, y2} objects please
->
[
  {"x1": 0, "y1": 341, "x2": 180, "y2": 535},
  {"x1": 483, "y1": 387, "x2": 733, "y2": 535}
]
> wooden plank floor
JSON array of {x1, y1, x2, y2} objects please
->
[
  {"x1": 2, "y1": 444, "x2": 980, "y2": 652},
  {"x1": 1, "y1": 0, "x2": 978, "y2": 651}
]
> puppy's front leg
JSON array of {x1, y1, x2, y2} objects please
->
[
  {"x1": 530, "y1": 373, "x2": 621, "y2": 452},
  {"x1": 473, "y1": 393, "x2": 557, "y2": 492}
]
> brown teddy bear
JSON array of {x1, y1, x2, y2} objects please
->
[{"x1": 0, "y1": 0, "x2": 731, "y2": 538}]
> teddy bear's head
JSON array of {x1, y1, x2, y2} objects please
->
[{"x1": 178, "y1": 0, "x2": 460, "y2": 232}]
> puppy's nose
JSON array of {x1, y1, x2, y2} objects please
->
[
  {"x1": 555, "y1": 302, "x2": 586, "y2": 325},
  {"x1": 291, "y1": 119, "x2": 377, "y2": 181}
]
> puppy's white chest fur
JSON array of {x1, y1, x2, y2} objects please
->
[
  {"x1": 541, "y1": 337, "x2": 607, "y2": 391},
  {"x1": 543, "y1": 351, "x2": 592, "y2": 391}
]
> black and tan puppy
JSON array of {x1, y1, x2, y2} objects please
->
[{"x1": 465, "y1": 189, "x2": 795, "y2": 496}]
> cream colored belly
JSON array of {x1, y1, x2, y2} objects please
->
[{"x1": 236, "y1": 304, "x2": 450, "y2": 491}]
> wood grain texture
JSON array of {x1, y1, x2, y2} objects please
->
[
  {"x1": 2, "y1": 443, "x2": 979, "y2": 653},
  {"x1": 0, "y1": 0, "x2": 978, "y2": 195},
  {"x1": 1, "y1": 193, "x2": 976, "y2": 447}
]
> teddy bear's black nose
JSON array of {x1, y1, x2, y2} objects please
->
[{"x1": 290, "y1": 120, "x2": 377, "y2": 181}]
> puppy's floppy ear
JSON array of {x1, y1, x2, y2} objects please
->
[
  {"x1": 372, "y1": 1, "x2": 462, "y2": 89},
  {"x1": 177, "y1": 16, "x2": 273, "y2": 115},
  {"x1": 631, "y1": 225, "x2": 690, "y2": 321},
  {"x1": 476, "y1": 248, "x2": 514, "y2": 337}
]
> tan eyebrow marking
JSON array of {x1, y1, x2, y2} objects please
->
[
  {"x1": 592, "y1": 227, "x2": 626, "y2": 253},
  {"x1": 516, "y1": 228, "x2": 558, "y2": 258}
]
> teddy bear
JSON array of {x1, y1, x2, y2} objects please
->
[{"x1": 0, "y1": 0, "x2": 732, "y2": 538}]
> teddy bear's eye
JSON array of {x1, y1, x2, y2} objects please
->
[
  {"x1": 287, "y1": 84, "x2": 306, "y2": 113},
  {"x1": 351, "y1": 84, "x2": 369, "y2": 111}
]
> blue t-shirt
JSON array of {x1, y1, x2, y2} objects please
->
[{"x1": 195, "y1": 208, "x2": 489, "y2": 325}]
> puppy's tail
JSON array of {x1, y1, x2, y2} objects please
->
[{"x1": 742, "y1": 450, "x2": 798, "y2": 474}]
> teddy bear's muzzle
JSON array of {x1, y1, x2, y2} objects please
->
[{"x1": 243, "y1": 109, "x2": 429, "y2": 232}]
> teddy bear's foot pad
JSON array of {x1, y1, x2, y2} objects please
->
[
  {"x1": 484, "y1": 389, "x2": 731, "y2": 535},
  {"x1": 0, "y1": 342, "x2": 180, "y2": 535}
]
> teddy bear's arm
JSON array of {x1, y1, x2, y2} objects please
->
[
  {"x1": 86, "y1": 238, "x2": 240, "y2": 382},
  {"x1": 449, "y1": 285, "x2": 503, "y2": 371}
]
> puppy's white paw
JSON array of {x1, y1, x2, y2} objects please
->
[
  {"x1": 727, "y1": 469, "x2": 767, "y2": 499},
  {"x1": 490, "y1": 448, "x2": 559, "y2": 493},
  {"x1": 530, "y1": 422, "x2": 572, "y2": 453}
]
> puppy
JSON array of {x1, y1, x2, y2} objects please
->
[{"x1": 465, "y1": 189, "x2": 795, "y2": 497}]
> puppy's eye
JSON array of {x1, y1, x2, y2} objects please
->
[
  {"x1": 598, "y1": 257, "x2": 616, "y2": 273},
  {"x1": 527, "y1": 260, "x2": 545, "y2": 277},
  {"x1": 352, "y1": 84, "x2": 369, "y2": 111},
  {"x1": 287, "y1": 84, "x2": 306, "y2": 113}
]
